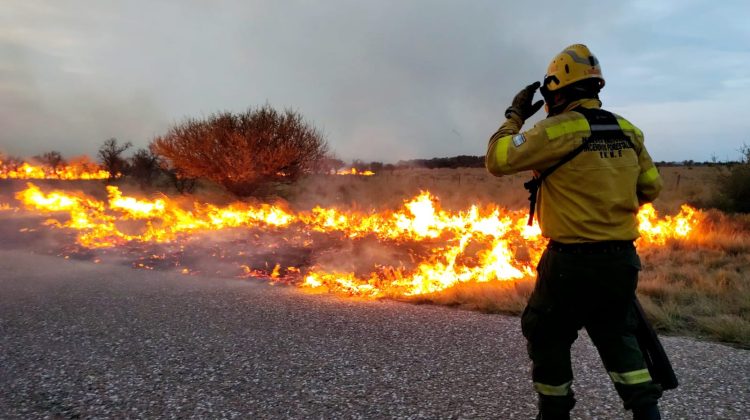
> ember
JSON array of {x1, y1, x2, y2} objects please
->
[{"x1": 14, "y1": 183, "x2": 701, "y2": 298}]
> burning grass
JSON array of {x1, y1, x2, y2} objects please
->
[
  {"x1": 636, "y1": 211, "x2": 750, "y2": 347},
  {"x1": 0, "y1": 160, "x2": 109, "y2": 180},
  {"x1": 2, "y1": 166, "x2": 748, "y2": 347}
]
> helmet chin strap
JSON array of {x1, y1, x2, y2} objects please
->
[{"x1": 542, "y1": 91, "x2": 567, "y2": 117}]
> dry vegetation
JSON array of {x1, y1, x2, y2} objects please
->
[
  {"x1": 282, "y1": 166, "x2": 750, "y2": 348},
  {"x1": 151, "y1": 106, "x2": 328, "y2": 197},
  {"x1": 2, "y1": 165, "x2": 747, "y2": 347}
]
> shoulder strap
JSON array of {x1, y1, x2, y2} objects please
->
[
  {"x1": 523, "y1": 107, "x2": 628, "y2": 226},
  {"x1": 575, "y1": 107, "x2": 635, "y2": 148}
]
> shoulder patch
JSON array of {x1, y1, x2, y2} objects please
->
[{"x1": 512, "y1": 134, "x2": 526, "y2": 147}]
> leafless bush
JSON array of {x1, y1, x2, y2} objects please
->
[
  {"x1": 128, "y1": 148, "x2": 161, "y2": 188},
  {"x1": 165, "y1": 169, "x2": 197, "y2": 194},
  {"x1": 34, "y1": 151, "x2": 66, "y2": 176},
  {"x1": 0, "y1": 154, "x2": 24, "y2": 172},
  {"x1": 98, "y1": 138, "x2": 132, "y2": 181},
  {"x1": 150, "y1": 105, "x2": 328, "y2": 197}
]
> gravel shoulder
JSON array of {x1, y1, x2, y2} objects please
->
[{"x1": 0, "y1": 249, "x2": 748, "y2": 419}]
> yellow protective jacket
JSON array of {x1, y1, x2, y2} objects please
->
[{"x1": 485, "y1": 98, "x2": 662, "y2": 243}]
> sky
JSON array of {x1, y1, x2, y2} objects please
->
[{"x1": 1, "y1": 0, "x2": 749, "y2": 163}]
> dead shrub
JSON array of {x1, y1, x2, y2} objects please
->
[
  {"x1": 98, "y1": 138, "x2": 132, "y2": 182},
  {"x1": 711, "y1": 144, "x2": 750, "y2": 213},
  {"x1": 150, "y1": 105, "x2": 328, "y2": 197}
]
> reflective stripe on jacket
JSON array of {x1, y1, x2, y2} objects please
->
[{"x1": 485, "y1": 98, "x2": 663, "y2": 243}]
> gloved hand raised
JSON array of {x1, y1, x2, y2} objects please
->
[{"x1": 505, "y1": 81, "x2": 545, "y2": 121}]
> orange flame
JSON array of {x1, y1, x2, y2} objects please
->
[
  {"x1": 336, "y1": 168, "x2": 375, "y2": 176},
  {"x1": 637, "y1": 203, "x2": 700, "y2": 245},
  {"x1": 14, "y1": 183, "x2": 702, "y2": 297},
  {"x1": 0, "y1": 160, "x2": 110, "y2": 180}
]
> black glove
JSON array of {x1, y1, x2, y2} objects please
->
[{"x1": 505, "y1": 81, "x2": 544, "y2": 121}]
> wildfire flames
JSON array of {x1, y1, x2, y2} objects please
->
[
  {"x1": 336, "y1": 168, "x2": 375, "y2": 176},
  {"x1": 0, "y1": 160, "x2": 110, "y2": 180},
  {"x1": 12, "y1": 183, "x2": 701, "y2": 298}
]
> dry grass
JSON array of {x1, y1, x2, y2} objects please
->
[
  {"x1": 285, "y1": 166, "x2": 750, "y2": 348},
  {"x1": 636, "y1": 209, "x2": 750, "y2": 347},
  {"x1": 4, "y1": 166, "x2": 748, "y2": 347},
  {"x1": 286, "y1": 168, "x2": 532, "y2": 212},
  {"x1": 406, "y1": 279, "x2": 536, "y2": 315}
]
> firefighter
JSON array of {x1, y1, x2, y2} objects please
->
[{"x1": 485, "y1": 44, "x2": 664, "y2": 419}]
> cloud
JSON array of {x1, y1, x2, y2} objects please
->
[
  {"x1": 0, "y1": 0, "x2": 748, "y2": 162},
  {"x1": 610, "y1": 97, "x2": 749, "y2": 162}
]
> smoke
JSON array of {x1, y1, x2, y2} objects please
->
[
  {"x1": 2, "y1": 177, "x2": 467, "y2": 285},
  {"x1": 2, "y1": 170, "x2": 706, "y2": 300},
  {"x1": 311, "y1": 236, "x2": 418, "y2": 277},
  {"x1": 0, "y1": 182, "x2": 78, "y2": 254}
]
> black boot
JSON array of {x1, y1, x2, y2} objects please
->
[
  {"x1": 633, "y1": 404, "x2": 661, "y2": 420},
  {"x1": 536, "y1": 394, "x2": 574, "y2": 420}
]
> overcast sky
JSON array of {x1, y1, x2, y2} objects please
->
[{"x1": 1, "y1": 0, "x2": 749, "y2": 163}]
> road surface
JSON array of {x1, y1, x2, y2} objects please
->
[{"x1": 1, "y1": 250, "x2": 748, "y2": 419}]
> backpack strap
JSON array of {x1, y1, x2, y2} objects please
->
[{"x1": 523, "y1": 107, "x2": 631, "y2": 226}]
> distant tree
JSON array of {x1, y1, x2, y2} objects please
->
[
  {"x1": 351, "y1": 159, "x2": 367, "y2": 171},
  {"x1": 98, "y1": 138, "x2": 132, "y2": 181},
  {"x1": 0, "y1": 154, "x2": 23, "y2": 171},
  {"x1": 34, "y1": 151, "x2": 66, "y2": 176},
  {"x1": 395, "y1": 160, "x2": 413, "y2": 169},
  {"x1": 393, "y1": 155, "x2": 484, "y2": 169},
  {"x1": 384, "y1": 163, "x2": 396, "y2": 174},
  {"x1": 128, "y1": 148, "x2": 161, "y2": 188},
  {"x1": 317, "y1": 155, "x2": 346, "y2": 174},
  {"x1": 369, "y1": 161, "x2": 384, "y2": 173},
  {"x1": 150, "y1": 105, "x2": 328, "y2": 197}
]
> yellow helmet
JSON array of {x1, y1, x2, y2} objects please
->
[{"x1": 542, "y1": 44, "x2": 605, "y2": 92}]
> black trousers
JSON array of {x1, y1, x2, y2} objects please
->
[{"x1": 521, "y1": 243, "x2": 663, "y2": 416}]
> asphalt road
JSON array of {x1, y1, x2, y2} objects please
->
[{"x1": 1, "y1": 250, "x2": 748, "y2": 419}]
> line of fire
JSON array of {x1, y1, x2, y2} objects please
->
[
  {"x1": 3, "y1": 180, "x2": 700, "y2": 298},
  {"x1": 0, "y1": 160, "x2": 373, "y2": 180}
]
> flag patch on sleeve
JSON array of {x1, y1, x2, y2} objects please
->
[{"x1": 512, "y1": 134, "x2": 526, "y2": 147}]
